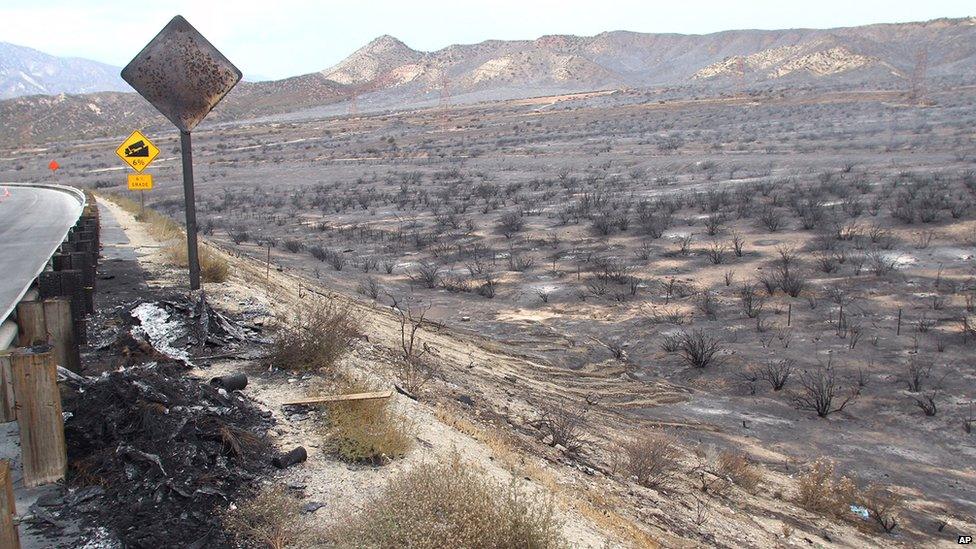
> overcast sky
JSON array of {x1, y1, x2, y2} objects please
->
[{"x1": 2, "y1": 0, "x2": 972, "y2": 80}]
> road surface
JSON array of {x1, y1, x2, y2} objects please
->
[{"x1": 0, "y1": 184, "x2": 83, "y2": 324}]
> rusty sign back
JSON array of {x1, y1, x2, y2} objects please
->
[{"x1": 121, "y1": 15, "x2": 241, "y2": 132}]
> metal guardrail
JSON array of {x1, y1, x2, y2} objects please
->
[{"x1": 0, "y1": 184, "x2": 87, "y2": 349}]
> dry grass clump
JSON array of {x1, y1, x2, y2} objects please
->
[
  {"x1": 716, "y1": 450, "x2": 764, "y2": 492},
  {"x1": 321, "y1": 376, "x2": 413, "y2": 464},
  {"x1": 267, "y1": 300, "x2": 360, "y2": 372},
  {"x1": 618, "y1": 429, "x2": 682, "y2": 488},
  {"x1": 105, "y1": 193, "x2": 182, "y2": 241},
  {"x1": 222, "y1": 485, "x2": 313, "y2": 549},
  {"x1": 795, "y1": 458, "x2": 858, "y2": 516},
  {"x1": 795, "y1": 459, "x2": 904, "y2": 533},
  {"x1": 164, "y1": 242, "x2": 229, "y2": 283},
  {"x1": 105, "y1": 193, "x2": 228, "y2": 282},
  {"x1": 331, "y1": 455, "x2": 565, "y2": 548}
]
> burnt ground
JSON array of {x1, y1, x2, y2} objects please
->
[
  {"x1": 18, "y1": 203, "x2": 279, "y2": 548},
  {"x1": 4, "y1": 84, "x2": 976, "y2": 545}
]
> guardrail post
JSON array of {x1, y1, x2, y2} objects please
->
[
  {"x1": 37, "y1": 270, "x2": 87, "y2": 346},
  {"x1": 0, "y1": 356, "x2": 14, "y2": 422},
  {"x1": 14, "y1": 302, "x2": 46, "y2": 347},
  {"x1": 10, "y1": 345, "x2": 66, "y2": 487},
  {"x1": 42, "y1": 298, "x2": 80, "y2": 373},
  {"x1": 0, "y1": 460, "x2": 18, "y2": 549}
]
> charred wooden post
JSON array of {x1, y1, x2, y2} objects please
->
[
  {"x1": 42, "y1": 298, "x2": 81, "y2": 373},
  {"x1": 37, "y1": 270, "x2": 87, "y2": 346},
  {"x1": 14, "y1": 302, "x2": 46, "y2": 347},
  {"x1": 10, "y1": 346, "x2": 67, "y2": 487},
  {"x1": 0, "y1": 355, "x2": 14, "y2": 422},
  {"x1": 0, "y1": 460, "x2": 19, "y2": 549}
]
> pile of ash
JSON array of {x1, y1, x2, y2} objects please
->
[
  {"x1": 87, "y1": 291, "x2": 269, "y2": 373},
  {"x1": 46, "y1": 359, "x2": 275, "y2": 547}
]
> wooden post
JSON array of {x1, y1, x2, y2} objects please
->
[
  {"x1": 896, "y1": 308, "x2": 902, "y2": 335},
  {"x1": 0, "y1": 355, "x2": 14, "y2": 423},
  {"x1": 266, "y1": 243, "x2": 271, "y2": 293},
  {"x1": 42, "y1": 298, "x2": 81, "y2": 373},
  {"x1": 15, "y1": 302, "x2": 46, "y2": 347},
  {"x1": 0, "y1": 460, "x2": 19, "y2": 549},
  {"x1": 787, "y1": 303, "x2": 792, "y2": 327},
  {"x1": 10, "y1": 346, "x2": 66, "y2": 487}
]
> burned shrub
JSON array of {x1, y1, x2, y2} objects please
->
[
  {"x1": 411, "y1": 261, "x2": 442, "y2": 289},
  {"x1": 441, "y1": 273, "x2": 472, "y2": 293},
  {"x1": 531, "y1": 403, "x2": 587, "y2": 453},
  {"x1": 282, "y1": 239, "x2": 304, "y2": 253},
  {"x1": 356, "y1": 276, "x2": 381, "y2": 299},
  {"x1": 674, "y1": 329, "x2": 725, "y2": 368},
  {"x1": 738, "y1": 284, "x2": 765, "y2": 318},
  {"x1": 591, "y1": 215, "x2": 616, "y2": 236},
  {"x1": 859, "y1": 484, "x2": 903, "y2": 533},
  {"x1": 729, "y1": 229, "x2": 745, "y2": 257},
  {"x1": 229, "y1": 227, "x2": 250, "y2": 244},
  {"x1": 329, "y1": 250, "x2": 348, "y2": 271},
  {"x1": 508, "y1": 253, "x2": 536, "y2": 272},
  {"x1": 619, "y1": 430, "x2": 682, "y2": 488},
  {"x1": 758, "y1": 358, "x2": 794, "y2": 391},
  {"x1": 904, "y1": 356, "x2": 932, "y2": 392},
  {"x1": 767, "y1": 246, "x2": 806, "y2": 297},
  {"x1": 498, "y1": 211, "x2": 525, "y2": 237},
  {"x1": 697, "y1": 289, "x2": 718, "y2": 320},
  {"x1": 757, "y1": 206, "x2": 784, "y2": 232},
  {"x1": 478, "y1": 272, "x2": 498, "y2": 298},
  {"x1": 793, "y1": 359, "x2": 859, "y2": 418},
  {"x1": 309, "y1": 244, "x2": 328, "y2": 262},
  {"x1": 866, "y1": 251, "x2": 897, "y2": 276},
  {"x1": 705, "y1": 241, "x2": 726, "y2": 264},
  {"x1": 703, "y1": 214, "x2": 725, "y2": 236},
  {"x1": 268, "y1": 300, "x2": 360, "y2": 372}
]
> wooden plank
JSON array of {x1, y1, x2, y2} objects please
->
[
  {"x1": 0, "y1": 460, "x2": 19, "y2": 549},
  {"x1": 11, "y1": 346, "x2": 66, "y2": 487},
  {"x1": 283, "y1": 389, "x2": 394, "y2": 407}
]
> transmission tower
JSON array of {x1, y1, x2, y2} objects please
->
[
  {"x1": 438, "y1": 73, "x2": 451, "y2": 130},
  {"x1": 909, "y1": 49, "x2": 928, "y2": 105}
]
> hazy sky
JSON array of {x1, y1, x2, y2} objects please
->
[{"x1": 2, "y1": 0, "x2": 972, "y2": 79}]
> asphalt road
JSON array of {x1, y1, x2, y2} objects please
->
[{"x1": 0, "y1": 185, "x2": 83, "y2": 324}]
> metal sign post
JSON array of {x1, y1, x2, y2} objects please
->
[
  {"x1": 179, "y1": 130, "x2": 200, "y2": 287},
  {"x1": 121, "y1": 15, "x2": 241, "y2": 290}
]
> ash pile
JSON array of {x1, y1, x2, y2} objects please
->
[
  {"x1": 88, "y1": 291, "x2": 269, "y2": 369},
  {"x1": 31, "y1": 293, "x2": 277, "y2": 548}
]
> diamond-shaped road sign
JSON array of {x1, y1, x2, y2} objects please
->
[
  {"x1": 121, "y1": 15, "x2": 241, "y2": 291},
  {"x1": 121, "y1": 15, "x2": 241, "y2": 132},
  {"x1": 115, "y1": 130, "x2": 160, "y2": 172}
]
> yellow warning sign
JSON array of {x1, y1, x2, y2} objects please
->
[
  {"x1": 127, "y1": 173, "x2": 153, "y2": 191},
  {"x1": 116, "y1": 130, "x2": 159, "y2": 172}
]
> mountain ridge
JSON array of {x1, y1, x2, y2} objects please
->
[
  {"x1": 2, "y1": 16, "x2": 975, "y2": 146},
  {"x1": 0, "y1": 41, "x2": 128, "y2": 99}
]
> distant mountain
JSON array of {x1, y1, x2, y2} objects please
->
[
  {"x1": 2, "y1": 17, "x2": 976, "y2": 146},
  {"x1": 0, "y1": 42, "x2": 128, "y2": 99},
  {"x1": 313, "y1": 17, "x2": 976, "y2": 99}
]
